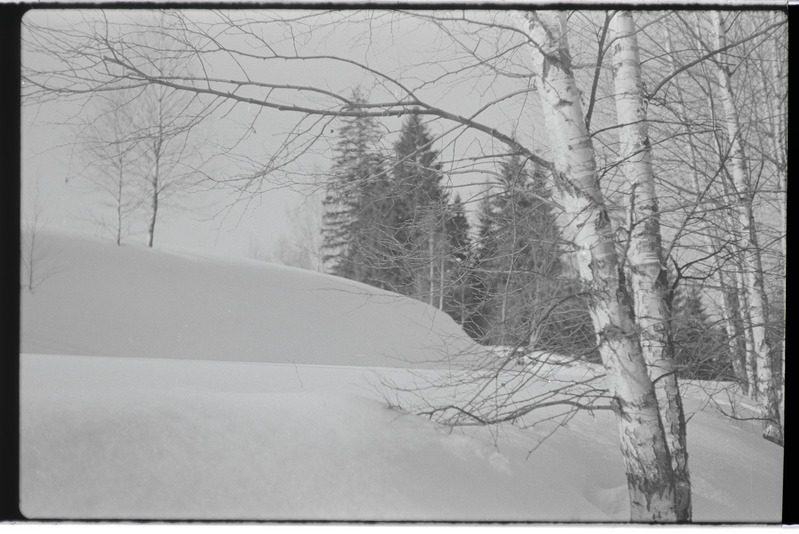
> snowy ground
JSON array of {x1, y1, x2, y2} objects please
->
[{"x1": 19, "y1": 231, "x2": 783, "y2": 522}]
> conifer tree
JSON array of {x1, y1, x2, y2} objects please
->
[
  {"x1": 472, "y1": 155, "x2": 594, "y2": 355},
  {"x1": 668, "y1": 284, "x2": 732, "y2": 381},
  {"x1": 320, "y1": 89, "x2": 386, "y2": 284},
  {"x1": 441, "y1": 194, "x2": 477, "y2": 327},
  {"x1": 462, "y1": 192, "x2": 496, "y2": 340},
  {"x1": 388, "y1": 114, "x2": 448, "y2": 301}
]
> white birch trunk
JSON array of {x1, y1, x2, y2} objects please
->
[
  {"x1": 767, "y1": 13, "x2": 787, "y2": 266},
  {"x1": 766, "y1": 12, "x2": 786, "y2": 420},
  {"x1": 116, "y1": 163, "x2": 124, "y2": 246},
  {"x1": 665, "y1": 31, "x2": 748, "y2": 394},
  {"x1": 713, "y1": 11, "x2": 782, "y2": 445},
  {"x1": 718, "y1": 273, "x2": 748, "y2": 390},
  {"x1": 711, "y1": 91, "x2": 759, "y2": 397},
  {"x1": 113, "y1": 119, "x2": 125, "y2": 246},
  {"x1": 613, "y1": 12, "x2": 690, "y2": 521},
  {"x1": 439, "y1": 244, "x2": 445, "y2": 310},
  {"x1": 428, "y1": 230, "x2": 435, "y2": 307},
  {"x1": 517, "y1": 11, "x2": 676, "y2": 521},
  {"x1": 147, "y1": 134, "x2": 161, "y2": 249},
  {"x1": 707, "y1": 150, "x2": 757, "y2": 395},
  {"x1": 146, "y1": 29, "x2": 169, "y2": 250},
  {"x1": 733, "y1": 255, "x2": 758, "y2": 398}
]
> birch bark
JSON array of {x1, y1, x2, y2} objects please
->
[
  {"x1": 707, "y1": 89, "x2": 760, "y2": 397},
  {"x1": 765, "y1": 12, "x2": 786, "y2": 421},
  {"x1": 517, "y1": 11, "x2": 677, "y2": 521},
  {"x1": 713, "y1": 11, "x2": 782, "y2": 445},
  {"x1": 146, "y1": 90, "x2": 164, "y2": 249},
  {"x1": 767, "y1": 13, "x2": 787, "y2": 265},
  {"x1": 665, "y1": 29, "x2": 748, "y2": 394},
  {"x1": 612, "y1": 12, "x2": 690, "y2": 521}
]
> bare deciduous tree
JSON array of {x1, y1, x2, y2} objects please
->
[
  {"x1": 710, "y1": 11, "x2": 781, "y2": 445},
  {"x1": 517, "y1": 11, "x2": 676, "y2": 520},
  {"x1": 21, "y1": 8, "x2": 786, "y2": 522},
  {"x1": 21, "y1": 183, "x2": 53, "y2": 292},
  {"x1": 611, "y1": 11, "x2": 690, "y2": 520},
  {"x1": 69, "y1": 90, "x2": 141, "y2": 245}
]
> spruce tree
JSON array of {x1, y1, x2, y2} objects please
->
[
  {"x1": 473, "y1": 154, "x2": 557, "y2": 347},
  {"x1": 320, "y1": 89, "x2": 386, "y2": 284},
  {"x1": 441, "y1": 194, "x2": 478, "y2": 328},
  {"x1": 668, "y1": 283, "x2": 732, "y2": 381},
  {"x1": 471, "y1": 155, "x2": 595, "y2": 357},
  {"x1": 387, "y1": 113, "x2": 448, "y2": 301}
]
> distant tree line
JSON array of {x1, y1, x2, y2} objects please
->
[{"x1": 321, "y1": 90, "x2": 742, "y2": 380}]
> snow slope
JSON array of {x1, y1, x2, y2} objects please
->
[
  {"x1": 20, "y1": 231, "x2": 477, "y2": 368},
  {"x1": 19, "y1": 231, "x2": 783, "y2": 522}
]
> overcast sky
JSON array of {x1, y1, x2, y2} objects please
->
[
  {"x1": 22, "y1": 99, "x2": 307, "y2": 260},
  {"x1": 21, "y1": 9, "x2": 549, "y2": 262},
  {"x1": 21, "y1": 10, "x2": 320, "y2": 259}
]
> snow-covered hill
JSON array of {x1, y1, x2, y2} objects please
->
[
  {"x1": 20, "y1": 231, "x2": 478, "y2": 368},
  {"x1": 19, "y1": 231, "x2": 783, "y2": 522}
]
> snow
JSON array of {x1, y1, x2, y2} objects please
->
[
  {"x1": 19, "y1": 231, "x2": 783, "y2": 522},
  {"x1": 21, "y1": 231, "x2": 477, "y2": 368}
]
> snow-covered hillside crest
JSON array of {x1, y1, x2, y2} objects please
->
[
  {"x1": 21, "y1": 230, "x2": 480, "y2": 368},
  {"x1": 20, "y1": 231, "x2": 783, "y2": 522}
]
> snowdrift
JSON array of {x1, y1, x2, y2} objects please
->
[
  {"x1": 20, "y1": 230, "x2": 478, "y2": 368},
  {"x1": 19, "y1": 231, "x2": 783, "y2": 522}
]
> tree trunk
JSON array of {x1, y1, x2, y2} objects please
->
[
  {"x1": 460, "y1": 276, "x2": 466, "y2": 326},
  {"x1": 704, "y1": 82, "x2": 763, "y2": 399},
  {"x1": 733, "y1": 258, "x2": 758, "y2": 399},
  {"x1": 439, "y1": 242, "x2": 446, "y2": 310},
  {"x1": 518, "y1": 11, "x2": 677, "y2": 521},
  {"x1": 665, "y1": 30, "x2": 747, "y2": 395},
  {"x1": 719, "y1": 273, "x2": 748, "y2": 392},
  {"x1": 27, "y1": 212, "x2": 37, "y2": 291},
  {"x1": 147, "y1": 168, "x2": 159, "y2": 248},
  {"x1": 613, "y1": 12, "x2": 690, "y2": 521},
  {"x1": 766, "y1": 13, "x2": 787, "y2": 267},
  {"x1": 713, "y1": 11, "x2": 782, "y2": 445},
  {"x1": 428, "y1": 229, "x2": 436, "y2": 307},
  {"x1": 766, "y1": 12, "x2": 786, "y2": 421},
  {"x1": 712, "y1": 110, "x2": 759, "y2": 397},
  {"x1": 112, "y1": 114, "x2": 125, "y2": 247},
  {"x1": 116, "y1": 167, "x2": 123, "y2": 246}
]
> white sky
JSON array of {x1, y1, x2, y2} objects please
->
[
  {"x1": 21, "y1": 9, "x2": 547, "y2": 260},
  {"x1": 20, "y1": 10, "x2": 322, "y2": 258},
  {"x1": 22, "y1": 7, "x2": 783, "y2": 282}
]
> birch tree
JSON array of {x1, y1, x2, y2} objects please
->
[
  {"x1": 24, "y1": 8, "x2": 679, "y2": 521},
  {"x1": 517, "y1": 11, "x2": 676, "y2": 521},
  {"x1": 21, "y1": 183, "x2": 50, "y2": 292},
  {"x1": 22, "y1": 8, "x2": 787, "y2": 520},
  {"x1": 134, "y1": 68, "x2": 204, "y2": 248},
  {"x1": 767, "y1": 14, "x2": 787, "y2": 267},
  {"x1": 651, "y1": 10, "x2": 784, "y2": 440},
  {"x1": 611, "y1": 11, "x2": 690, "y2": 521},
  {"x1": 711, "y1": 11, "x2": 782, "y2": 445},
  {"x1": 662, "y1": 28, "x2": 750, "y2": 395},
  {"x1": 24, "y1": 10, "x2": 210, "y2": 249},
  {"x1": 70, "y1": 91, "x2": 141, "y2": 245},
  {"x1": 745, "y1": 11, "x2": 786, "y2": 417}
]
